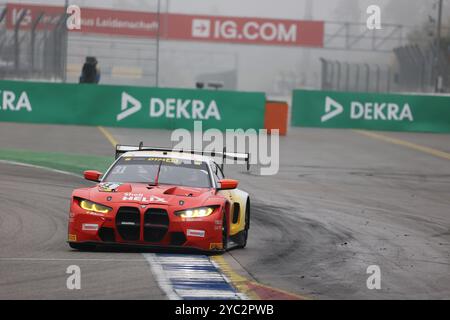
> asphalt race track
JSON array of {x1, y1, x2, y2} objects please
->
[{"x1": 0, "y1": 123, "x2": 449, "y2": 299}]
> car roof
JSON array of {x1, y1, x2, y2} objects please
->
[{"x1": 121, "y1": 151, "x2": 212, "y2": 163}]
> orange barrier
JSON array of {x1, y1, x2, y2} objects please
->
[{"x1": 264, "y1": 101, "x2": 288, "y2": 136}]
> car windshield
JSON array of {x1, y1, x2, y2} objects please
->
[{"x1": 103, "y1": 157, "x2": 211, "y2": 188}]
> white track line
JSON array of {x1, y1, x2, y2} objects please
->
[
  {"x1": 144, "y1": 254, "x2": 180, "y2": 300},
  {"x1": 0, "y1": 160, "x2": 83, "y2": 178},
  {"x1": 0, "y1": 258, "x2": 147, "y2": 262},
  {"x1": 143, "y1": 253, "x2": 246, "y2": 300}
]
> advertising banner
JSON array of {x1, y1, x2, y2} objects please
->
[
  {"x1": 292, "y1": 90, "x2": 450, "y2": 133},
  {"x1": 0, "y1": 80, "x2": 266, "y2": 131},
  {"x1": 165, "y1": 14, "x2": 324, "y2": 47},
  {"x1": 5, "y1": 3, "x2": 324, "y2": 47},
  {"x1": 6, "y1": 3, "x2": 159, "y2": 37}
]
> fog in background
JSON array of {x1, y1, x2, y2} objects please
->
[{"x1": 5, "y1": 0, "x2": 450, "y2": 94}]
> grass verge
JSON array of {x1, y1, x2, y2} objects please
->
[{"x1": 0, "y1": 148, "x2": 112, "y2": 175}]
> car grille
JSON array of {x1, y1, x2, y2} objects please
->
[
  {"x1": 143, "y1": 209, "x2": 170, "y2": 242},
  {"x1": 114, "y1": 207, "x2": 171, "y2": 243},
  {"x1": 116, "y1": 207, "x2": 140, "y2": 241}
]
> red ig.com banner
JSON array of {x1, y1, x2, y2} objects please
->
[
  {"x1": 165, "y1": 14, "x2": 324, "y2": 47},
  {"x1": 5, "y1": 3, "x2": 324, "y2": 47}
]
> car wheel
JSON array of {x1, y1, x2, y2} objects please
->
[
  {"x1": 237, "y1": 200, "x2": 250, "y2": 248},
  {"x1": 69, "y1": 242, "x2": 96, "y2": 251},
  {"x1": 222, "y1": 212, "x2": 228, "y2": 251}
]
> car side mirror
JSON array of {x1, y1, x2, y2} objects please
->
[
  {"x1": 218, "y1": 179, "x2": 239, "y2": 190},
  {"x1": 84, "y1": 170, "x2": 102, "y2": 182}
]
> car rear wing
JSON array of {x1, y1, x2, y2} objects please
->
[{"x1": 115, "y1": 143, "x2": 250, "y2": 171}]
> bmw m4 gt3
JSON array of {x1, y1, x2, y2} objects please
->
[{"x1": 68, "y1": 145, "x2": 251, "y2": 253}]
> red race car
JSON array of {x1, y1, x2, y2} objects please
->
[{"x1": 68, "y1": 145, "x2": 251, "y2": 253}]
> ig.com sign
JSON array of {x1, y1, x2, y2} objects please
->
[{"x1": 191, "y1": 18, "x2": 299, "y2": 44}]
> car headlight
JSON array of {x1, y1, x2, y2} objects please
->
[
  {"x1": 79, "y1": 199, "x2": 112, "y2": 214},
  {"x1": 175, "y1": 206, "x2": 218, "y2": 218}
]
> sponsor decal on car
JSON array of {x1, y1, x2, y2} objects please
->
[
  {"x1": 98, "y1": 183, "x2": 123, "y2": 192},
  {"x1": 147, "y1": 157, "x2": 180, "y2": 164},
  {"x1": 68, "y1": 234, "x2": 77, "y2": 242},
  {"x1": 82, "y1": 224, "x2": 99, "y2": 231},
  {"x1": 122, "y1": 193, "x2": 168, "y2": 203},
  {"x1": 187, "y1": 229, "x2": 206, "y2": 238}
]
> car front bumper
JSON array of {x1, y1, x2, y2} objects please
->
[{"x1": 68, "y1": 205, "x2": 224, "y2": 252}]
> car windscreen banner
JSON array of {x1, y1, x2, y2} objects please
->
[
  {"x1": 292, "y1": 89, "x2": 450, "y2": 133},
  {"x1": 0, "y1": 80, "x2": 266, "y2": 131}
]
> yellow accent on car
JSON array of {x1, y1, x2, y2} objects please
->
[
  {"x1": 226, "y1": 189, "x2": 249, "y2": 236},
  {"x1": 80, "y1": 200, "x2": 112, "y2": 214},
  {"x1": 210, "y1": 243, "x2": 223, "y2": 250}
]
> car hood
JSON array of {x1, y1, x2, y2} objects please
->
[{"x1": 87, "y1": 182, "x2": 216, "y2": 208}]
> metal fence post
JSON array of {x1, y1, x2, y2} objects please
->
[
  {"x1": 0, "y1": 8, "x2": 7, "y2": 56},
  {"x1": 0, "y1": 7, "x2": 7, "y2": 23},
  {"x1": 320, "y1": 58, "x2": 328, "y2": 90},
  {"x1": 387, "y1": 67, "x2": 392, "y2": 92},
  {"x1": 155, "y1": 0, "x2": 161, "y2": 87},
  {"x1": 355, "y1": 64, "x2": 360, "y2": 92},
  {"x1": 327, "y1": 61, "x2": 336, "y2": 89},
  {"x1": 31, "y1": 12, "x2": 44, "y2": 73},
  {"x1": 365, "y1": 63, "x2": 370, "y2": 92},
  {"x1": 375, "y1": 64, "x2": 381, "y2": 92},
  {"x1": 335, "y1": 61, "x2": 341, "y2": 91},
  {"x1": 345, "y1": 62, "x2": 350, "y2": 91},
  {"x1": 53, "y1": 13, "x2": 67, "y2": 79},
  {"x1": 14, "y1": 10, "x2": 28, "y2": 72}
]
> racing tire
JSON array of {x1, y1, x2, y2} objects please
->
[
  {"x1": 69, "y1": 242, "x2": 96, "y2": 251},
  {"x1": 236, "y1": 200, "x2": 250, "y2": 249},
  {"x1": 222, "y1": 212, "x2": 228, "y2": 252}
]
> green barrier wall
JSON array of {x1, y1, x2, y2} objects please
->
[
  {"x1": 292, "y1": 89, "x2": 450, "y2": 133},
  {"x1": 0, "y1": 80, "x2": 266, "y2": 131}
]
